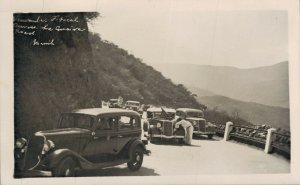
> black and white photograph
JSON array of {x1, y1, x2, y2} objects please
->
[{"x1": 1, "y1": 0, "x2": 300, "y2": 184}]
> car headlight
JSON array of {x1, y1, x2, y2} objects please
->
[
  {"x1": 42, "y1": 140, "x2": 55, "y2": 154},
  {"x1": 175, "y1": 124, "x2": 179, "y2": 129},
  {"x1": 15, "y1": 138, "x2": 27, "y2": 149},
  {"x1": 157, "y1": 123, "x2": 161, "y2": 128},
  {"x1": 193, "y1": 121, "x2": 197, "y2": 126}
]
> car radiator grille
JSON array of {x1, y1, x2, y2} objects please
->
[
  {"x1": 198, "y1": 120, "x2": 206, "y2": 131},
  {"x1": 163, "y1": 121, "x2": 173, "y2": 136},
  {"x1": 24, "y1": 136, "x2": 44, "y2": 170}
]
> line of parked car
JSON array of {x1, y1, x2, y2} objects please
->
[
  {"x1": 103, "y1": 98, "x2": 217, "y2": 143},
  {"x1": 14, "y1": 98, "x2": 216, "y2": 178},
  {"x1": 107, "y1": 98, "x2": 217, "y2": 142},
  {"x1": 143, "y1": 107, "x2": 216, "y2": 143}
]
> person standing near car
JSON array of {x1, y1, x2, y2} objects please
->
[{"x1": 174, "y1": 118, "x2": 193, "y2": 145}]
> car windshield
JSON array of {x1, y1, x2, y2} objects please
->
[
  {"x1": 147, "y1": 111, "x2": 161, "y2": 118},
  {"x1": 148, "y1": 111, "x2": 175, "y2": 119},
  {"x1": 186, "y1": 111, "x2": 203, "y2": 118},
  {"x1": 59, "y1": 114, "x2": 93, "y2": 129},
  {"x1": 127, "y1": 102, "x2": 140, "y2": 106},
  {"x1": 110, "y1": 99, "x2": 118, "y2": 103}
]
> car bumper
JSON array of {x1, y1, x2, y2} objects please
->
[
  {"x1": 151, "y1": 134, "x2": 184, "y2": 139},
  {"x1": 193, "y1": 131, "x2": 216, "y2": 135},
  {"x1": 16, "y1": 169, "x2": 52, "y2": 178}
]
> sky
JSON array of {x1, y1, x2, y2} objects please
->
[{"x1": 89, "y1": 0, "x2": 288, "y2": 68}]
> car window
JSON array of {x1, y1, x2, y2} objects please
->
[
  {"x1": 59, "y1": 114, "x2": 92, "y2": 129},
  {"x1": 187, "y1": 111, "x2": 203, "y2": 118},
  {"x1": 76, "y1": 116, "x2": 93, "y2": 129},
  {"x1": 96, "y1": 117, "x2": 116, "y2": 131},
  {"x1": 176, "y1": 111, "x2": 184, "y2": 117},
  {"x1": 118, "y1": 116, "x2": 138, "y2": 130}
]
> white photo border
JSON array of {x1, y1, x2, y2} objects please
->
[{"x1": 1, "y1": 0, "x2": 299, "y2": 184}]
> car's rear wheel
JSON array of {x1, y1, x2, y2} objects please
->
[
  {"x1": 127, "y1": 147, "x2": 144, "y2": 171},
  {"x1": 52, "y1": 157, "x2": 76, "y2": 177},
  {"x1": 208, "y1": 134, "x2": 213, "y2": 139}
]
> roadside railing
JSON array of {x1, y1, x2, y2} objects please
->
[
  {"x1": 272, "y1": 132, "x2": 291, "y2": 159},
  {"x1": 213, "y1": 122, "x2": 225, "y2": 137},
  {"x1": 212, "y1": 121, "x2": 290, "y2": 159},
  {"x1": 229, "y1": 125, "x2": 268, "y2": 149}
]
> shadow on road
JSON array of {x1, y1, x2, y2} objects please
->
[
  {"x1": 150, "y1": 140, "x2": 184, "y2": 146},
  {"x1": 192, "y1": 135, "x2": 220, "y2": 141},
  {"x1": 75, "y1": 166, "x2": 159, "y2": 177},
  {"x1": 150, "y1": 140, "x2": 201, "y2": 147}
]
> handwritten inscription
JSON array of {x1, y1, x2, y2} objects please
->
[
  {"x1": 14, "y1": 14, "x2": 86, "y2": 46},
  {"x1": 33, "y1": 39, "x2": 55, "y2": 46}
]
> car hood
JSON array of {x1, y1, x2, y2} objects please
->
[
  {"x1": 186, "y1": 117, "x2": 206, "y2": 121},
  {"x1": 35, "y1": 128, "x2": 90, "y2": 137}
]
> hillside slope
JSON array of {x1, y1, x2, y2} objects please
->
[
  {"x1": 198, "y1": 95, "x2": 290, "y2": 130},
  {"x1": 151, "y1": 62, "x2": 289, "y2": 108},
  {"x1": 88, "y1": 33, "x2": 203, "y2": 109},
  {"x1": 14, "y1": 13, "x2": 202, "y2": 137}
]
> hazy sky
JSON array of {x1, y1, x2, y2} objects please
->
[{"x1": 89, "y1": 0, "x2": 288, "y2": 68}]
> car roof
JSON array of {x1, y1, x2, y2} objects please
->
[
  {"x1": 147, "y1": 107, "x2": 176, "y2": 113},
  {"x1": 70, "y1": 108, "x2": 139, "y2": 116},
  {"x1": 186, "y1": 117, "x2": 206, "y2": 121},
  {"x1": 109, "y1": 99, "x2": 118, "y2": 101},
  {"x1": 126, "y1": 100, "x2": 140, "y2": 103},
  {"x1": 176, "y1": 108, "x2": 203, "y2": 113}
]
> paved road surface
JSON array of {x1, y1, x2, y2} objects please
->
[{"x1": 77, "y1": 136, "x2": 290, "y2": 176}]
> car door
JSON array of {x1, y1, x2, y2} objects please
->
[
  {"x1": 116, "y1": 115, "x2": 141, "y2": 152},
  {"x1": 82, "y1": 115, "x2": 119, "y2": 158}
]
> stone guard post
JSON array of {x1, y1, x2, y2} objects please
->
[
  {"x1": 224, "y1": 121, "x2": 234, "y2": 141},
  {"x1": 264, "y1": 128, "x2": 277, "y2": 153}
]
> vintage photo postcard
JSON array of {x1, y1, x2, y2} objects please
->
[{"x1": 1, "y1": 0, "x2": 300, "y2": 184}]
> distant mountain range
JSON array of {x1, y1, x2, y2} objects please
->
[
  {"x1": 151, "y1": 62, "x2": 290, "y2": 130},
  {"x1": 198, "y1": 95, "x2": 290, "y2": 130},
  {"x1": 151, "y1": 61, "x2": 289, "y2": 108}
]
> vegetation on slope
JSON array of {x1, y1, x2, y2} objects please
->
[{"x1": 14, "y1": 12, "x2": 203, "y2": 138}]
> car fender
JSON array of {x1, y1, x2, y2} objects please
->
[
  {"x1": 148, "y1": 126, "x2": 156, "y2": 134},
  {"x1": 149, "y1": 126, "x2": 161, "y2": 135},
  {"x1": 45, "y1": 149, "x2": 82, "y2": 169}
]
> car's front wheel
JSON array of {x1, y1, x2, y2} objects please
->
[
  {"x1": 52, "y1": 157, "x2": 76, "y2": 177},
  {"x1": 127, "y1": 147, "x2": 144, "y2": 171}
]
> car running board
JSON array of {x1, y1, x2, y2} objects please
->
[{"x1": 79, "y1": 158, "x2": 129, "y2": 170}]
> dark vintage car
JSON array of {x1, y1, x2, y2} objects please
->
[
  {"x1": 176, "y1": 108, "x2": 216, "y2": 139},
  {"x1": 144, "y1": 108, "x2": 185, "y2": 143},
  {"x1": 14, "y1": 108, "x2": 149, "y2": 177}
]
